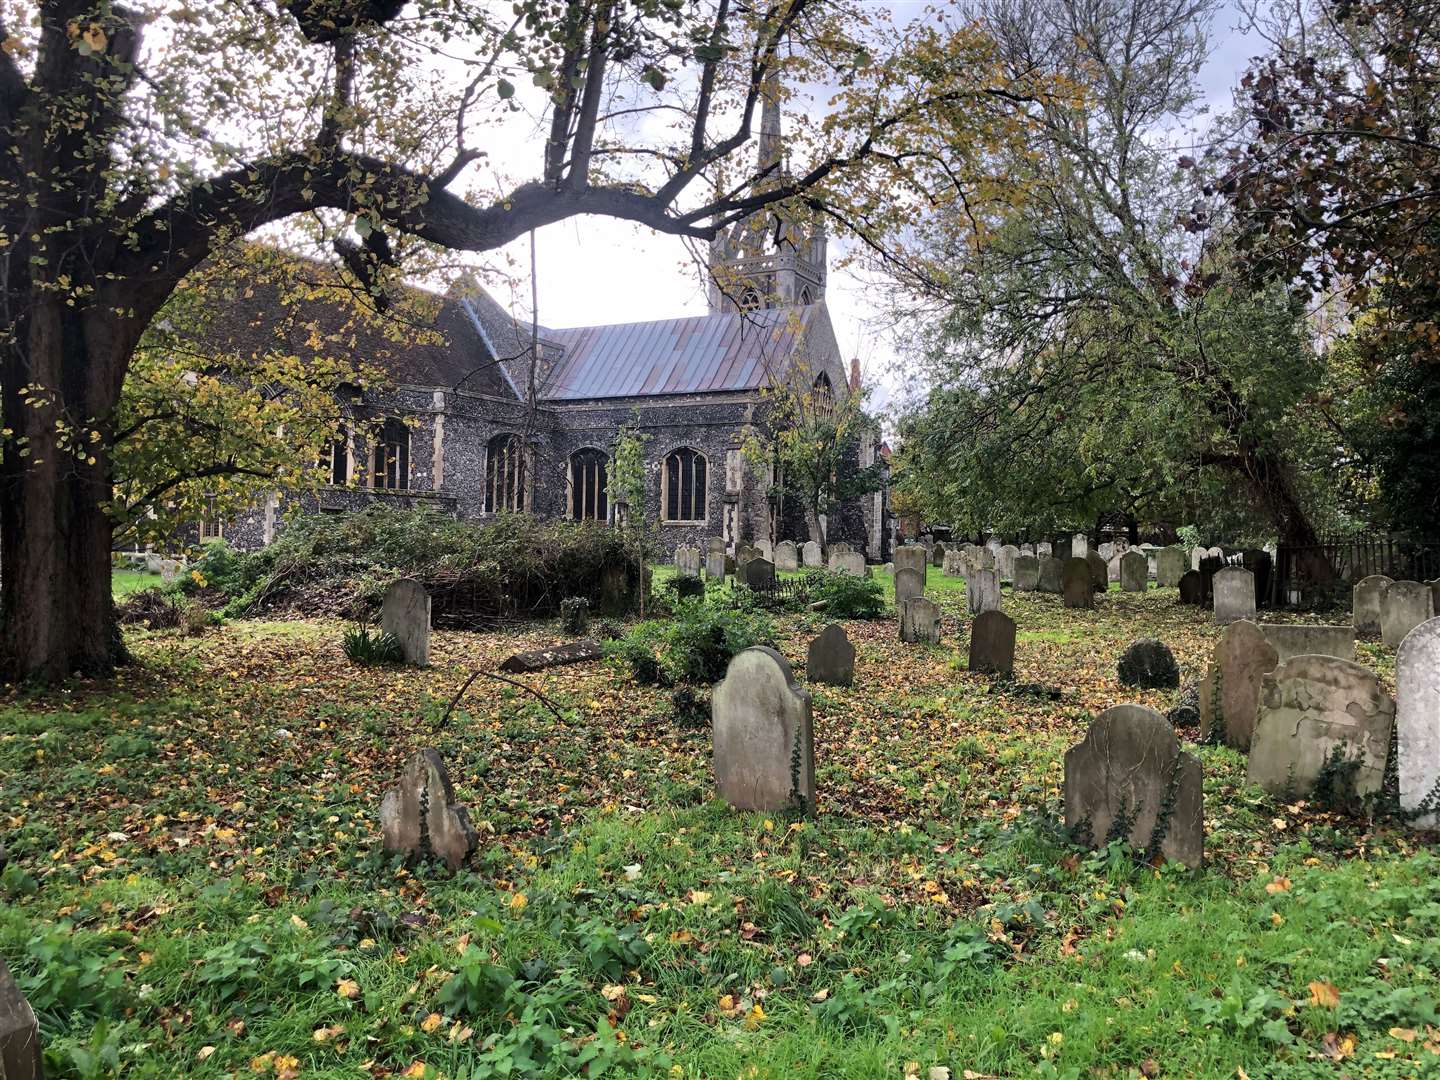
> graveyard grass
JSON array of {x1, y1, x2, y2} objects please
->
[{"x1": 4, "y1": 573, "x2": 1436, "y2": 1079}]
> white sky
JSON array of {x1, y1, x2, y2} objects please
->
[{"x1": 470, "y1": 2, "x2": 1266, "y2": 420}]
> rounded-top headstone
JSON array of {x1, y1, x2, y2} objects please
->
[
  {"x1": 1381, "y1": 580, "x2": 1435, "y2": 649},
  {"x1": 1117, "y1": 638, "x2": 1180, "y2": 689},
  {"x1": 1119, "y1": 550, "x2": 1148, "y2": 593},
  {"x1": 1086, "y1": 550, "x2": 1107, "y2": 593},
  {"x1": 1397, "y1": 616, "x2": 1440, "y2": 827},
  {"x1": 1198, "y1": 619, "x2": 1278, "y2": 750},
  {"x1": 806, "y1": 623, "x2": 856, "y2": 687},
  {"x1": 1013, "y1": 554, "x2": 1040, "y2": 592},
  {"x1": 1352, "y1": 574, "x2": 1393, "y2": 639},
  {"x1": 1212, "y1": 566, "x2": 1256, "y2": 625},
  {"x1": 968, "y1": 609, "x2": 1016, "y2": 678},
  {"x1": 1038, "y1": 555, "x2": 1065, "y2": 594},
  {"x1": 712, "y1": 647, "x2": 815, "y2": 814},
  {"x1": 1178, "y1": 570, "x2": 1203, "y2": 605}
]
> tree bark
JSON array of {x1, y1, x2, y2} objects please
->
[{"x1": 1234, "y1": 442, "x2": 1336, "y2": 588}]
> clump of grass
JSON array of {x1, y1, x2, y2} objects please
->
[{"x1": 342, "y1": 624, "x2": 404, "y2": 665}]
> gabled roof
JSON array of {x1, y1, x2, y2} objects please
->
[{"x1": 540, "y1": 304, "x2": 828, "y2": 401}]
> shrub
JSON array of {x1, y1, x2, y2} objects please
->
[
  {"x1": 608, "y1": 599, "x2": 773, "y2": 687},
  {"x1": 559, "y1": 597, "x2": 590, "y2": 636},
  {"x1": 343, "y1": 624, "x2": 404, "y2": 665},
  {"x1": 668, "y1": 574, "x2": 704, "y2": 600},
  {"x1": 1117, "y1": 638, "x2": 1181, "y2": 689},
  {"x1": 811, "y1": 572, "x2": 885, "y2": 619}
]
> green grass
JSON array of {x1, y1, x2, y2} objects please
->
[
  {"x1": 0, "y1": 577, "x2": 1429, "y2": 1079},
  {"x1": 111, "y1": 568, "x2": 158, "y2": 597}
]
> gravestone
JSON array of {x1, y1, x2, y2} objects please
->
[
  {"x1": 1117, "y1": 639, "x2": 1180, "y2": 689},
  {"x1": 1086, "y1": 550, "x2": 1108, "y2": 593},
  {"x1": 1259, "y1": 623, "x2": 1355, "y2": 664},
  {"x1": 1240, "y1": 549, "x2": 1274, "y2": 608},
  {"x1": 1190, "y1": 546, "x2": 1206, "y2": 572},
  {"x1": 774, "y1": 541, "x2": 799, "y2": 572},
  {"x1": 1013, "y1": 555, "x2": 1040, "y2": 592},
  {"x1": 1098, "y1": 542, "x2": 1116, "y2": 562},
  {"x1": 756, "y1": 539, "x2": 773, "y2": 562},
  {"x1": 1352, "y1": 574, "x2": 1393, "y2": 640},
  {"x1": 830, "y1": 551, "x2": 867, "y2": 577},
  {"x1": 1064, "y1": 705, "x2": 1203, "y2": 868},
  {"x1": 0, "y1": 958, "x2": 41, "y2": 1080},
  {"x1": 1020, "y1": 543, "x2": 1035, "y2": 556},
  {"x1": 676, "y1": 544, "x2": 701, "y2": 577},
  {"x1": 1198, "y1": 556, "x2": 1224, "y2": 606},
  {"x1": 705, "y1": 551, "x2": 727, "y2": 580},
  {"x1": 1036, "y1": 542, "x2": 1052, "y2": 557},
  {"x1": 1038, "y1": 556, "x2": 1065, "y2": 594},
  {"x1": 712, "y1": 647, "x2": 815, "y2": 814},
  {"x1": 743, "y1": 558, "x2": 776, "y2": 589},
  {"x1": 899, "y1": 596, "x2": 942, "y2": 644},
  {"x1": 968, "y1": 609, "x2": 1016, "y2": 678},
  {"x1": 379, "y1": 749, "x2": 478, "y2": 871},
  {"x1": 1178, "y1": 570, "x2": 1203, "y2": 605},
  {"x1": 932, "y1": 542, "x2": 947, "y2": 568},
  {"x1": 1381, "y1": 581, "x2": 1435, "y2": 649},
  {"x1": 735, "y1": 544, "x2": 761, "y2": 572},
  {"x1": 1061, "y1": 557, "x2": 1093, "y2": 609},
  {"x1": 500, "y1": 639, "x2": 604, "y2": 673},
  {"x1": 1429, "y1": 579, "x2": 1440, "y2": 614},
  {"x1": 975, "y1": 548, "x2": 995, "y2": 571},
  {"x1": 1198, "y1": 619, "x2": 1278, "y2": 750},
  {"x1": 1207, "y1": 546, "x2": 1224, "y2": 563},
  {"x1": 1071, "y1": 533, "x2": 1089, "y2": 559},
  {"x1": 1107, "y1": 553, "x2": 1123, "y2": 584},
  {"x1": 1397, "y1": 617, "x2": 1440, "y2": 828},
  {"x1": 145, "y1": 552, "x2": 164, "y2": 574},
  {"x1": 159, "y1": 558, "x2": 181, "y2": 584},
  {"x1": 1054, "y1": 538, "x2": 1073, "y2": 563},
  {"x1": 966, "y1": 568, "x2": 1001, "y2": 615},
  {"x1": 893, "y1": 566, "x2": 925, "y2": 605},
  {"x1": 801, "y1": 540, "x2": 823, "y2": 568},
  {"x1": 1156, "y1": 546, "x2": 1186, "y2": 588},
  {"x1": 999, "y1": 545, "x2": 1020, "y2": 583},
  {"x1": 893, "y1": 546, "x2": 928, "y2": 586},
  {"x1": 1212, "y1": 566, "x2": 1255, "y2": 625},
  {"x1": 672, "y1": 574, "x2": 704, "y2": 600},
  {"x1": 831, "y1": 542, "x2": 852, "y2": 555},
  {"x1": 807, "y1": 623, "x2": 855, "y2": 687},
  {"x1": 1119, "y1": 551, "x2": 1148, "y2": 593},
  {"x1": 1248, "y1": 656, "x2": 1395, "y2": 799},
  {"x1": 381, "y1": 578, "x2": 431, "y2": 666}
]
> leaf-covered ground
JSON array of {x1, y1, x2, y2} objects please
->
[{"x1": 2, "y1": 570, "x2": 1436, "y2": 1079}]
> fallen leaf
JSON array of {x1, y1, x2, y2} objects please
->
[{"x1": 1308, "y1": 980, "x2": 1340, "y2": 1009}]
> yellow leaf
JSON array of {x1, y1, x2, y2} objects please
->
[
  {"x1": 1308, "y1": 980, "x2": 1340, "y2": 1009},
  {"x1": 509, "y1": 892, "x2": 528, "y2": 912},
  {"x1": 420, "y1": 1012, "x2": 444, "y2": 1034},
  {"x1": 744, "y1": 1003, "x2": 765, "y2": 1030},
  {"x1": 197, "y1": 1046, "x2": 216, "y2": 1061},
  {"x1": 1265, "y1": 876, "x2": 1291, "y2": 894},
  {"x1": 336, "y1": 978, "x2": 360, "y2": 999},
  {"x1": 1390, "y1": 1027, "x2": 1417, "y2": 1042}
]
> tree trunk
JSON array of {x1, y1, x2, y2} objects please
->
[
  {"x1": 1235, "y1": 442, "x2": 1336, "y2": 587},
  {"x1": 0, "y1": 301, "x2": 125, "y2": 681}
]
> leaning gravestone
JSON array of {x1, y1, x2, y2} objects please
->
[
  {"x1": 966, "y1": 568, "x2": 1001, "y2": 615},
  {"x1": 1119, "y1": 550, "x2": 1148, "y2": 593},
  {"x1": 968, "y1": 609, "x2": 1016, "y2": 678},
  {"x1": 807, "y1": 623, "x2": 855, "y2": 687},
  {"x1": 1038, "y1": 556, "x2": 1065, "y2": 594},
  {"x1": 1212, "y1": 566, "x2": 1256, "y2": 625},
  {"x1": 1352, "y1": 574, "x2": 1393, "y2": 640},
  {"x1": 712, "y1": 647, "x2": 815, "y2": 814},
  {"x1": 1156, "y1": 546, "x2": 1186, "y2": 588},
  {"x1": 1259, "y1": 623, "x2": 1355, "y2": 664},
  {"x1": 894, "y1": 545, "x2": 928, "y2": 586},
  {"x1": 0, "y1": 957, "x2": 41, "y2": 1080},
  {"x1": 899, "y1": 596, "x2": 942, "y2": 644},
  {"x1": 1064, "y1": 704, "x2": 1203, "y2": 868},
  {"x1": 1013, "y1": 555, "x2": 1040, "y2": 592},
  {"x1": 1198, "y1": 619, "x2": 1278, "y2": 750},
  {"x1": 774, "y1": 540, "x2": 799, "y2": 571},
  {"x1": 382, "y1": 578, "x2": 431, "y2": 666},
  {"x1": 1397, "y1": 617, "x2": 1440, "y2": 828},
  {"x1": 379, "y1": 749, "x2": 478, "y2": 871},
  {"x1": 1381, "y1": 581, "x2": 1435, "y2": 649},
  {"x1": 894, "y1": 566, "x2": 924, "y2": 606},
  {"x1": 801, "y1": 540, "x2": 824, "y2": 568},
  {"x1": 742, "y1": 558, "x2": 776, "y2": 589},
  {"x1": 830, "y1": 551, "x2": 867, "y2": 577},
  {"x1": 1178, "y1": 570, "x2": 1203, "y2": 605},
  {"x1": 1061, "y1": 557, "x2": 1093, "y2": 609},
  {"x1": 1086, "y1": 550, "x2": 1107, "y2": 593},
  {"x1": 1248, "y1": 656, "x2": 1395, "y2": 799}
]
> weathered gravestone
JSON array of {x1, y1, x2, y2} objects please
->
[
  {"x1": 712, "y1": 647, "x2": 815, "y2": 813},
  {"x1": 932, "y1": 542, "x2": 947, "y2": 568},
  {"x1": 675, "y1": 544, "x2": 702, "y2": 578},
  {"x1": 735, "y1": 544, "x2": 761, "y2": 572},
  {"x1": 1061, "y1": 557, "x2": 1093, "y2": 609},
  {"x1": 756, "y1": 540, "x2": 773, "y2": 562},
  {"x1": 501, "y1": 639, "x2": 604, "y2": 673},
  {"x1": 1247, "y1": 656, "x2": 1395, "y2": 799},
  {"x1": 707, "y1": 536, "x2": 726, "y2": 555},
  {"x1": 1117, "y1": 638, "x2": 1181, "y2": 689},
  {"x1": 1212, "y1": 566, "x2": 1256, "y2": 625},
  {"x1": 1098, "y1": 542, "x2": 1116, "y2": 562},
  {"x1": 1198, "y1": 619, "x2": 1278, "y2": 750},
  {"x1": 1191, "y1": 546, "x2": 1206, "y2": 572},
  {"x1": 1119, "y1": 551, "x2": 1148, "y2": 593},
  {"x1": 379, "y1": 749, "x2": 478, "y2": 871},
  {"x1": 830, "y1": 551, "x2": 867, "y2": 577},
  {"x1": 1381, "y1": 581, "x2": 1435, "y2": 649},
  {"x1": 1071, "y1": 533, "x2": 1089, "y2": 559},
  {"x1": 145, "y1": 552, "x2": 164, "y2": 574},
  {"x1": 1240, "y1": 549, "x2": 1274, "y2": 609},
  {"x1": 1207, "y1": 546, "x2": 1225, "y2": 563},
  {"x1": 968, "y1": 609, "x2": 1016, "y2": 678},
  {"x1": 1054, "y1": 538, "x2": 1072, "y2": 563},
  {"x1": 0, "y1": 958, "x2": 41, "y2": 1080},
  {"x1": 1013, "y1": 555, "x2": 1040, "y2": 592},
  {"x1": 1259, "y1": 623, "x2": 1355, "y2": 664},
  {"x1": 1086, "y1": 550, "x2": 1108, "y2": 593},
  {"x1": 1156, "y1": 546, "x2": 1187, "y2": 588},
  {"x1": 1020, "y1": 543, "x2": 1035, "y2": 556},
  {"x1": 807, "y1": 623, "x2": 855, "y2": 687},
  {"x1": 1397, "y1": 617, "x2": 1440, "y2": 828},
  {"x1": 774, "y1": 540, "x2": 799, "y2": 572},
  {"x1": 381, "y1": 578, "x2": 431, "y2": 666},
  {"x1": 1429, "y1": 579, "x2": 1440, "y2": 614},
  {"x1": 975, "y1": 548, "x2": 995, "y2": 571},
  {"x1": 998, "y1": 545, "x2": 1020, "y2": 583},
  {"x1": 1178, "y1": 570, "x2": 1203, "y2": 605},
  {"x1": 966, "y1": 568, "x2": 1001, "y2": 615},
  {"x1": 801, "y1": 540, "x2": 824, "y2": 568},
  {"x1": 705, "y1": 551, "x2": 727, "y2": 579},
  {"x1": 743, "y1": 558, "x2": 776, "y2": 590},
  {"x1": 159, "y1": 558, "x2": 181, "y2": 584},
  {"x1": 1038, "y1": 556, "x2": 1065, "y2": 594},
  {"x1": 899, "y1": 596, "x2": 942, "y2": 644},
  {"x1": 1064, "y1": 705, "x2": 1203, "y2": 868},
  {"x1": 1352, "y1": 574, "x2": 1393, "y2": 639},
  {"x1": 893, "y1": 545, "x2": 928, "y2": 586},
  {"x1": 883, "y1": 562, "x2": 894, "y2": 574},
  {"x1": 831, "y1": 541, "x2": 852, "y2": 555},
  {"x1": 893, "y1": 566, "x2": 925, "y2": 606},
  {"x1": 1036, "y1": 541, "x2": 1052, "y2": 557},
  {"x1": 1107, "y1": 553, "x2": 1123, "y2": 584}
]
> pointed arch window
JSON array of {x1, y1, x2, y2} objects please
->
[
  {"x1": 739, "y1": 286, "x2": 763, "y2": 313},
  {"x1": 798, "y1": 286, "x2": 813, "y2": 305},
  {"x1": 486, "y1": 433, "x2": 526, "y2": 512},
  {"x1": 811, "y1": 371, "x2": 834, "y2": 420},
  {"x1": 371, "y1": 418, "x2": 409, "y2": 490},
  {"x1": 568, "y1": 448, "x2": 609, "y2": 521},
  {"x1": 662, "y1": 447, "x2": 707, "y2": 523}
]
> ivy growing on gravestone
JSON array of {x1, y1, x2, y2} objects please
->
[
  {"x1": 1105, "y1": 797, "x2": 1141, "y2": 848},
  {"x1": 1201, "y1": 667, "x2": 1226, "y2": 746},
  {"x1": 1313, "y1": 743, "x2": 1367, "y2": 816},
  {"x1": 1145, "y1": 756, "x2": 1184, "y2": 864}
]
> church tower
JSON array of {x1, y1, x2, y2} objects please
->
[{"x1": 707, "y1": 83, "x2": 828, "y2": 314}]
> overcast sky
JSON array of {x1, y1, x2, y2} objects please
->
[{"x1": 471, "y1": 2, "x2": 1266, "y2": 419}]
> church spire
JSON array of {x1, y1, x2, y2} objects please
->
[{"x1": 757, "y1": 79, "x2": 782, "y2": 181}]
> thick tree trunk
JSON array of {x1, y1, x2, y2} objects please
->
[
  {"x1": 1235, "y1": 443, "x2": 1336, "y2": 588},
  {"x1": 0, "y1": 300, "x2": 125, "y2": 681}
]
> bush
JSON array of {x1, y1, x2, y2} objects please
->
[
  {"x1": 343, "y1": 625, "x2": 404, "y2": 665},
  {"x1": 559, "y1": 597, "x2": 590, "y2": 636},
  {"x1": 1116, "y1": 638, "x2": 1181, "y2": 689},
  {"x1": 811, "y1": 571, "x2": 886, "y2": 619},
  {"x1": 608, "y1": 599, "x2": 773, "y2": 687}
]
